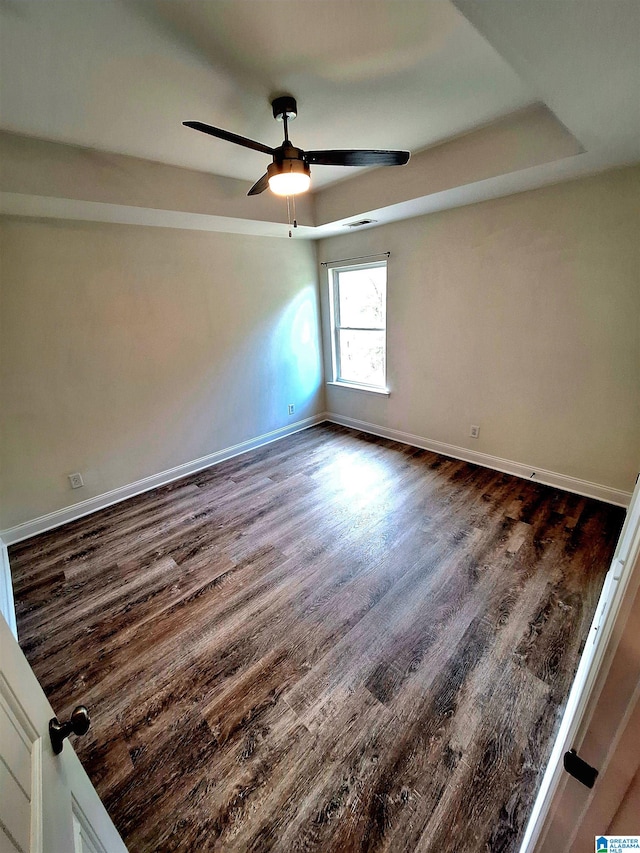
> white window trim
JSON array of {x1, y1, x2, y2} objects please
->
[
  {"x1": 327, "y1": 260, "x2": 389, "y2": 394},
  {"x1": 326, "y1": 380, "x2": 390, "y2": 396}
]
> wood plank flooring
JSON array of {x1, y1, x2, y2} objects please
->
[{"x1": 10, "y1": 424, "x2": 624, "y2": 852}]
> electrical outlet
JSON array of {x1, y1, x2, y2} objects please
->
[
  {"x1": 470, "y1": 425, "x2": 480, "y2": 439},
  {"x1": 68, "y1": 472, "x2": 84, "y2": 489},
  {"x1": 288, "y1": 404, "x2": 295, "y2": 415}
]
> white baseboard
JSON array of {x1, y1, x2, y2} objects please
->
[
  {"x1": 324, "y1": 412, "x2": 632, "y2": 507},
  {"x1": 0, "y1": 414, "x2": 324, "y2": 546},
  {"x1": 1, "y1": 409, "x2": 630, "y2": 548},
  {"x1": 0, "y1": 538, "x2": 18, "y2": 640}
]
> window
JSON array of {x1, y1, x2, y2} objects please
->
[{"x1": 329, "y1": 261, "x2": 387, "y2": 392}]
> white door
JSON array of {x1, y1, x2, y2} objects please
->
[
  {"x1": 0, "y1": 613, "x2": 128, "y2": 853},
  {"x1": 520, "y1": 474, "x2": 640, "y2": 853}
]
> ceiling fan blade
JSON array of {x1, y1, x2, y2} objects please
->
[
  {"x1": 306, "y1": 149, "x2": 410, "y2": 167},
  {"x1": 247, "y1": 172, "x2": 269, "y2": 196},
  {"x1": 183, "y1": 121, "x2": 274, "y2": 156}
]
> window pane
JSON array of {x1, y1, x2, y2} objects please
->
[
  {"x1": 337, "y1": 266, "x2": 386, "y2": 328},
  {"x1": 338, "y1": 330, "x2": 385, "y2": 386}
]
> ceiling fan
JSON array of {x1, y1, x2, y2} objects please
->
[{"x1": 183, "y1": 96, "x2": 410, "y2": 198}]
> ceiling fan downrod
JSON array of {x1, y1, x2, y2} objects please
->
[{"x1": 272, "y1": 95, "x2": 298, "y2": 143}]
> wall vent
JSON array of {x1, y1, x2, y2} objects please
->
[{"x1": 344, "y1": 219, "x2": 378, "y2": 228}]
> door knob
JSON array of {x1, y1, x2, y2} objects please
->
[{"x1": 49, "y1": 705, "x2": 91, "y2": 755}]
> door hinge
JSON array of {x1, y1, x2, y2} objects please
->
[{"x1": 563, "y1": 749, "x2": 598, "y2": 788}]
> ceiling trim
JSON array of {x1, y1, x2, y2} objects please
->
[
  {"x1": 3, "y1": 145, "x2": 638, "y2": 243},
  {"x1": 0, "y1": 192, "x2": 314, "y2": 239}
]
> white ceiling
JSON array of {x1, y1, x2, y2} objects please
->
[
  {"x1": 0, "y1": 0, "x2": 534, "y2": 187},
  {"x1": 453, "y1": 0, "x2": 640, "y2": 160},
  {"x1": 0, "y1": 0, "x2": 638, "y2": 231}
]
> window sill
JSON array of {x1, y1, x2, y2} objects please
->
[{"x1": 326, "y1": 381, "x2": 390, "y2": 396}]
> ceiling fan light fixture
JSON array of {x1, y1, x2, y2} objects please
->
[{"x1": 267, "y1": 159, "x2": 311, "y2": 196}]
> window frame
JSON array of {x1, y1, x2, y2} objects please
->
[{"x1": 328, "y1": 260, "x2": 388, "y2": 393}]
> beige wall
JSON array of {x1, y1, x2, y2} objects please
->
[
  {"x1": 319, "y1": 166, "x2": 640, "y2": 493},
  {"x1": 2, "y1": 164, "x2": 638, "y2": 530},
  {"x1": 0, "y1": 219, "x2": 323, "y2": 529}
]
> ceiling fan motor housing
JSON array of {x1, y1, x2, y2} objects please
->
[{"x1": 274, "y1": 143, "x2": 305, "y2": 164}]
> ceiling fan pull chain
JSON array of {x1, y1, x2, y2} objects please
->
[
  {"x1": 287, "y1": 195, "x2": 292, "y2": 238},
  {"x1": 292, "y1": 194, "x2": 298, "y2": 230}
]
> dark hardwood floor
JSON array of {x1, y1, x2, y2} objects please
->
[{"x1": 11, "y1": 424, "x2": 624, "y2": 852}]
